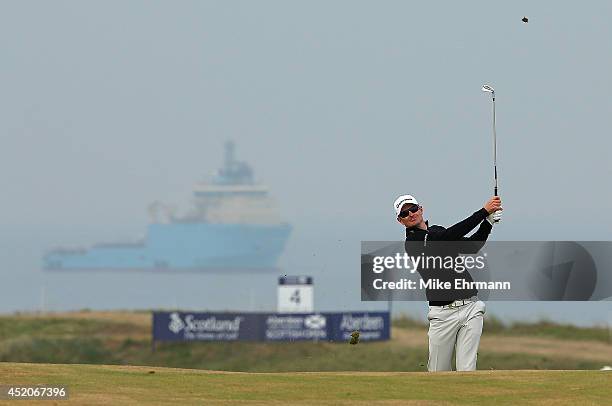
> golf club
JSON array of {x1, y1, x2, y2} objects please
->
[{"x1": 482, "y1": 84, "x2": 500, "y2": 222}]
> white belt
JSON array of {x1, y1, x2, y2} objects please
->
[{"x1": 442, "y1": 296, "x2": 478, "y2": 309}]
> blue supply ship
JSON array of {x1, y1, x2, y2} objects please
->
[{"x1": 44, "y1": 142, "x2": 291, "y2": 271}]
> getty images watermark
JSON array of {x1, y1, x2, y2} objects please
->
[
  {"x1": 361, "y1": 241, "x2": 612, "y2": 301},
  {"x1": 370, "y1": 251, "x2": 511, "y2": 292}
]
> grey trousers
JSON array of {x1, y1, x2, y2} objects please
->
[{"x1": 427, "y1": 300, "x2": 486, "y2": 372}]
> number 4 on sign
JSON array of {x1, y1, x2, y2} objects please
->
[{"x1": 290, "y1": 289, "x2": 301, "y2": 304}]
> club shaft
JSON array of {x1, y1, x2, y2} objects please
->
[{"x1": 492, "y1": 96, "x2": 498, "y2": 196}]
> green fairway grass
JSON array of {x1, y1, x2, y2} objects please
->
[{"x1": 0, "y1": 363, "x2": 610, "y2": 405}]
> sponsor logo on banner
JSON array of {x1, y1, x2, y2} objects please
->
[
  {"x1": 168, "y1": 312, "x2": 186, "y2": 333},
  {"x1": 336, "y1": 313, "x2": 388, "y2": 341},
  {"x1": 304, "y1": 314, "x2": 326, "y2": 329},
  {"x1": 265, "y1": 314, "x2": 328, "y2": 340},
  {"x1": 340, "y1": 314, "x2": 384, "y2": 331},
  {"x1": 164, "y1": 313, "x2": 243, "y2": 340}
]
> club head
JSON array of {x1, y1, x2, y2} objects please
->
[{"x1": 482, "y1": 84, "x2": 495, "y2": 94}]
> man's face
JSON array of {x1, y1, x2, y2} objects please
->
[{"x1": 397, "y1": 203, "x2": 423, "y2": 228}]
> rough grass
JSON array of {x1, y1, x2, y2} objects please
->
[
  {"x1": 394, "y1": 314, "x2": 611, "y2": 343},
  {"x1": 0, "y1": 363, "x2": 610, "y2": 405},
  {"x1": 0, "y1": 312, "x2": 608, "y2": 373}
]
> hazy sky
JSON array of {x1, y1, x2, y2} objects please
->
[
  {"x1": 1, "y1": 0, "x2": 611, "y2": 231},
  {"x1": 1, "y1": 1, "x2": 611, "y2": 321}
]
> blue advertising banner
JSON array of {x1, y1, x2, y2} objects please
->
[
  {"x1": 152, "y1": 311, "x2": 390, "y2": 342},
  {"x1": 152, "y1": 312, "x2": 261, "y2": 341},
  {"x1": 329, "y1": 312, "x2": 390, "y2": 342}
]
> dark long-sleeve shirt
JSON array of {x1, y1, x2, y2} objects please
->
[{"x1": 405, "y1": 208, "x2": 492, "y2": 305}]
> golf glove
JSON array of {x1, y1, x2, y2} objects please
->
[{"x1": 487, "y1": 211, "x2": 502, "y2": 225}]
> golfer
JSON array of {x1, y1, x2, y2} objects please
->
[{"x1": 394, "y1": 194, "x2": 502, "y2": 372}]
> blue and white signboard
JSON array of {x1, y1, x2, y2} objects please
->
[
  {"x1": 153, "y1": 311, "x2": 390, "y2": 343},
  {"x1": 153, "y1": 312, "x2": 261, "y2": 341},
  {"x1": 330, "y1": 312, "x2": 390, "y2": 341},
  {"x1": 264, "y1": 313, "x2": 328, "y2": 341}
]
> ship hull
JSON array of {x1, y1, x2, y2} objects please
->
[{"x1": 44, "y1": 223, "x2": 291, "y2": 271}]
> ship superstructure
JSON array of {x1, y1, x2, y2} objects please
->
[{"x1": 44, "y1": 142, "x2": 291, "y2": 270}]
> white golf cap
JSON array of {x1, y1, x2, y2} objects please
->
[{"x1": 393, "y1": 194, "x2": 419, "y2": 216}]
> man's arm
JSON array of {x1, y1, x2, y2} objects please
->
[
  {"x1": 465, "y1": 217, "x2": 493, "y2": 241},
  {"x1": 430, "y1": 196, "x2": 501, "y2": 242},
  {"x1": 457, "y1": 195, "x2": 502, "y2": 252},
  {"x1": 435, "y1": 208, "x2": 490, "y2": 240},
  {"x1": 460, "y1": 218, "x2": 493, "y2": 253}
]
